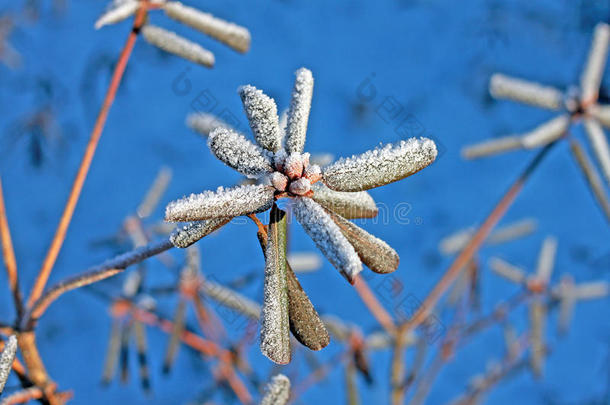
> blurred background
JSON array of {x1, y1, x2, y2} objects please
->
[{"x1": 0, "y1": 0, "x2": 609, "y2": 403}]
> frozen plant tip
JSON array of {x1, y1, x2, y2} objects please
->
[
  {"x1": 260, "y1": 374, "x2": 291, "y2": 405},
  {"x1": 142, "y1": 25, "x2": 215, "y2": 67}
]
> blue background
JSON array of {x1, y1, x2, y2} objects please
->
[{"x1": 0, "y1": 0, "x2": 609, "y2": 403}]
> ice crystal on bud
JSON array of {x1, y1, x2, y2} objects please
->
[
  {"x1": 165, "y1": 184, "x2": 274, "y2": 222},
  {"x1": 323, "y1": 138, "x2": 438, "y2": 192},
  {"x1": 284, "y1": 152, "x2": 305, "y2": 179},
  {"x1": 293, "y1": 197, "x2": 362, "y2": 283},
  {"x1": 286, "y1": 68, "x2": 314, "y2": 153},
  {"x1": 208, "y1": 127, "x2": 273, "y2": 177},
  {"x1": 239, "y1": 85, "x2": 282, "y2": 152},
  {"x1": 269, "y1": 172, "x2": 288, "y2": 192},
  {"x1": 288, "y1": 177, "x2": 311, "y2": 196}
]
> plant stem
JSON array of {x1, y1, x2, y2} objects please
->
[
  {"x1": 0, "y1": 179, "x2": 23, "y2": 319},
  {"x1": 26, "y1": 3, "x2": 150, "y2": 308}
]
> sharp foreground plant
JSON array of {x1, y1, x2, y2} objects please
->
[{"x1": 164, "y1": 67, "x2": 438, "y2": 363}]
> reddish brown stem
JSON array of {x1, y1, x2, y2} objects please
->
[
  {"x1": 0, "y1": 179, "x2": 23, "y2": 318},
  {"x1": 27, "y1": 3, "x2": 149, "y2": 308},
  {"x1": 353, "y1": 275, "x2": 396, "y2": 335}
]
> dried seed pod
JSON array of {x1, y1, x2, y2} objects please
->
[
  {"x1": 169, "y1": 218, "x2": 230, "y2": 248},
  {"x1": 165, "y1": 184, "x2": 274, "y2": 222},
  {"x1": 520, "y1": 115, "x2": 570, "y2": 149},
  {"x1": 293, "y1": 197, "x2": 362, "y2": 283},
  {"x1": 311, "y1": 182, "x2": 377, "y2": 219},
  {"x1": 461, "y1": 135, "x2": 523, "y2": 159},
  {"x1": 187, "y1": 112, "x2": 240, "y2": 138},
  {"x1": 260, "y1": 374, "x2": 291, "y2": 405},
  {"x1": 285, "y1": 264, "x2": 330, "y2": 351},
  {"x1": 163, "y1": 1, "x2": 251, "y2": 53},
  {"x1": 581, "y1": 23, "x2": 610, "y2": 102},
  {"x1": 95, "y1": 0, "x2": 138, "y2": 29},
  {"x1": 142, "y1": 25, "x2": 215, "y2": 68},
  {"x1": 323, "y1": 138, "x2": 437, "y2": 192},
  {"x1": 326, "y1": 209, "x2": 399, "y2": 274},
  {"x1": 0, "y1": 335, "x2": 17, "y2": 393},
  {"x1": 583, "y1": 118, "x2": 610, "y2": 186},
  {"x1": 489, "y1": 73, "x2": 564, "y2": 110},
  {"x1": 285, "y1": 68, "x2": 314, "y2": 153},
  {"x1": 260, "y1": 205, "x2": 291, "y2": 364},
  {"x1": 239, "y1": 85, "x2": 282, "y2": 152},
  {"x1": 208, "y1": 127, "x2": 273, "y2": 177}
]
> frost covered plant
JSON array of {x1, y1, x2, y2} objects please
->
[
  {"x1": 95, "y1": 0, "x2": 251, "y2": 68},
  {"x1": 164, "y1": 67, "x2": 437, "y2": 363}
]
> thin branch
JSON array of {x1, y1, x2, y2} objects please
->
[
  {"x1": 401, "y1": 142, "x2": 556, "y2": 334},
  {"x1": 27, "y1": 2, "x2": 150, "y2": 308},
  {"x1": 352, "y1": 275, "x2": 396, "y2": 335},
  {"x1": 0, "y1": 179, "x2": 23, "y2": 318}
]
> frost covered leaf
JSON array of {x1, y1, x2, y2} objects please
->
[
  {"x1": 534, "y1": 236, "x2": 557, "y2": 285},
  {"x1": 200, "y1": 279, "x2": 261, "y2": 320},
  {"x1": 239, "y1": 85, "x2": 282, "y2": 152},
  {"x1": 95, "y1": 0, "x2": 138, "y2": 29},
  {"x1": 0, "y1": 335, "x2": 17, "y2": 393},
  {"x1": 583, "y1": 118, "x2": 610, "y2": 186},
  {"x1": 285, "y1": 68, "x2": 314, "y2": 153},
  {"x1": 581, "y1": 23, "x2": 610, "y2": 102},
  {"x1": 260, "y1": 205, "x2": 291, "y2": 365},
  {"x1": 142, "y1": 25, "x2": 215, "y2": 68},
  {"x1": 520, "y1": 115, "x2": 570, "y2": 149},
  {"x1": 312, "y1": 182, "x2": 378, "y2": 219},
  {"x1": 326, "y1": 209, "x2": 399, "y2": 274},
  {"x1": 461, "y1": 135, "x2": 523, "y2": 159},
  {"x1": 169, "y1": 218, "x2": 231, "y2": 248},
  {"x1": 187, "y1": 112, "x2": 241, "y2": 138},
  {"x1": 165, "y1": 184, "x2": 274, "y2": 222},
  {"x1": 260, "y1": 374, "x2": 291, "y2": 405},
  {"x1": 489, "y1": 257, "x2": 526, "y2": 285},
  {"x1": 293, "y1": 197, "x2": 362, "y2": 283},
  {"x1": 163, "y1": 1, "x2": 251, "y2": 53},
  {"x1": 529, "y1": 300, "x2": 546, "y2": 378},
  {"x1": 590, "y1": 104, "x2": 610, "y2": 127},
  {"x1": 208, "y1": 127, "x2": 273, "y2": 177},
  {"x1": 489, "y1": 73, "x2": 564, "y2": 110},
  {"x1": 286, "y1": 264, "x2": 330, "y2": 351},
  {"x1": 321, "y1": 315, "x2": 353, "y2": 342},
  {"x1": 323, "y1": 138, "x2": 437, "y2": 192},
  {"x1": 287, "y1": 252, "x2": 322, "y2": 273}
]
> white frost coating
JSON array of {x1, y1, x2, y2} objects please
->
[
  {"x1": 94, "y1": 0, "x2": 138, "y2": 29},
  {"x1": 169, "y1": 218, "x2": 230, "y2": 248},
  {"x1": 285, "y1": 67, "x2": 314, "y2": 153},
  {"x1": 200, "y1": 279, "x2": 261, "y2": 319},
  {"x1": 288, "y1": 177, "x2": 311, "y2": 196},
  {"x1": 208, "y1": 127, "x2": 273, "y2": 177},
  {"x1": 490, "y1": 73, "x2": 564, "y2": 110},
  {"x1": 323, "y1": 138, "x2": 437, "y2": 192},
  {"x1": 239, "y1": 85, "x2": 282, "y2": 152},
  {"x1": 0, "y1": 335, "x2": 17, "y2": 393},
  {"x1": 260, "y1": 374, "x2": 291, "y2": 405},
  {"x1": 581, "y1": 23, "x2": 610, "y2": 102},
  {"x1": 311, "y1": 182, "x2": 377, "y2": 219},
  {"x1": 489, "y1": 257, "x2": 526, "y2": 285},
  {"x1": 520, "y1": 115, "x2": 570, "y2": 149},
  {"x1": 187, "y1": 112, "x2": 240, "y2": 137},
  {"x1": 583, "y1": 118, "x2": 610, "y2": 186},
  {"x1": 287, "y1": 252, "x2": 322, "y2": 273},
  {"x1": 142, "y1": 25, "x2": 215, "y2": 68},
  {"x1": 163, "y1": 1, "x2": 250, "y2": 53},
  {"x1": 461, "y1": 135, "x2": 523, "y2": 159},
  {"x1": 165, "y1": 184, "x2": 274, "y2": 222},
  {"x1": 573, "y1": 281, "x2": 609, "y2": 299},
  {"x1": 293, "y1": 197, "x2": 362, "y2": 282},
  {"x1": 534, "y1": 236, "x2": 557, "y2": 284},
  {"x1": 590, "y1": 104, "x2": 610, "y2": 127}
]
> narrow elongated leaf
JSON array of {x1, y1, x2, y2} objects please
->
[
  {"x1": 187, "y1": 112, "x2": 240, "y2": 138},
  {"x1": 162, "y1": 299, "x2": 186, "y2": 374},
  {"x1": 583, "y1": 118, "x2": 610, "y2": 186},
  {"x1": 142, "y1": 25, "x2": 215, "y2": 68},
  {"x1": 520, "y1": 115, "x2": 569, "y2": 149},
  {"x1": 534, "y1": 236, "x2": 557, "y2": 284},
  {"x1": 170, "y1": 218, "x2": 231, "y2": 248},
  {"x1": 285, "y1": 68, "x2": 314, "y2": 153},
  {"x1": 323, "y1": 138, "x2": 437, "y2": 192},
  {"x1": 260, "y1": 205, "x2": 291, "y2": 364},
  {"x1": 0, "y1": 335, "x2": 17, "y2": 393},
  {"x1": 556, "y1": 276, "x2": 576, "y2": 335},
  {"x1": 293, "y1": 197, "x2": 362, "y2": 283},
  {"x1": 260, "y1": 374, "x2": 291, "y2": 405},
  {"x1": 345, "y1": 360, "x2": 361, "y2": 405},
  {"x1": 489, "y1": 73, "x2": 564, "y2": 110},
  {"x1": 120, "y1": 323, "x2": 131, "y2": 383},
  {"x1": 163, "y1": 2, "x2": 250, "y2": 53},
  {"x1": 287, "y1": 252, "x2": 322, "y2": 273},
  {"x1": 200, "y1": 279, "x2": 261, "y2": 319},
  {"x1": 208, "y1": 127, "x2": 273, "y2": 177},
  {"x1": 581, "y1": 23, "x2": 610, "y2": 102},
  {"x1": 590, "y1": 104, "x2": 610, "y2": 127},
  {"x1": 326, "y1": 209, "x2": 399, "y2": 274},
  {"x1": 286, "y1": 264, "x2": 330, "y2": 351},
  {"x1": 489, "y1": 257, "x2": 526, "y2": 285},
  {"x1": 165, "y1": 184, "x2": 274, "y2": 222},
  {"x1": 239, "y1": 85, "x2": 282, "y2": 152},
  {"x1": 574, "y1": 281, "x2": 609, "y2": 299},
  {"x1": 95, "y1": 0, "x2": 138, "y2": 29},
  {"x1": 312, "y1": 182, "x2": 377, "y2": 219},
  {"x1": 461, "y1": 135, "x2": 523, "y2": 159},
  {"x1": 102, "y1": 320, "x2": 121, "y2": 385},
  {"x1": 133, "y1": 320, "x2": 151, "y2": 392},
  {"x1": 529, "y1": 300, "x2": 546, "y2": 378}
]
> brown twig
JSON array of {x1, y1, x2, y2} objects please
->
[
  {"x1": 0, "y1": 179, "x2": 23, "y2": 318},
  {"x1": 353, "y1": 275, "x2": 396, "y2": 335},
  {"x1": 27, "y1": 2, "x2": 150, "y2": 308}
]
